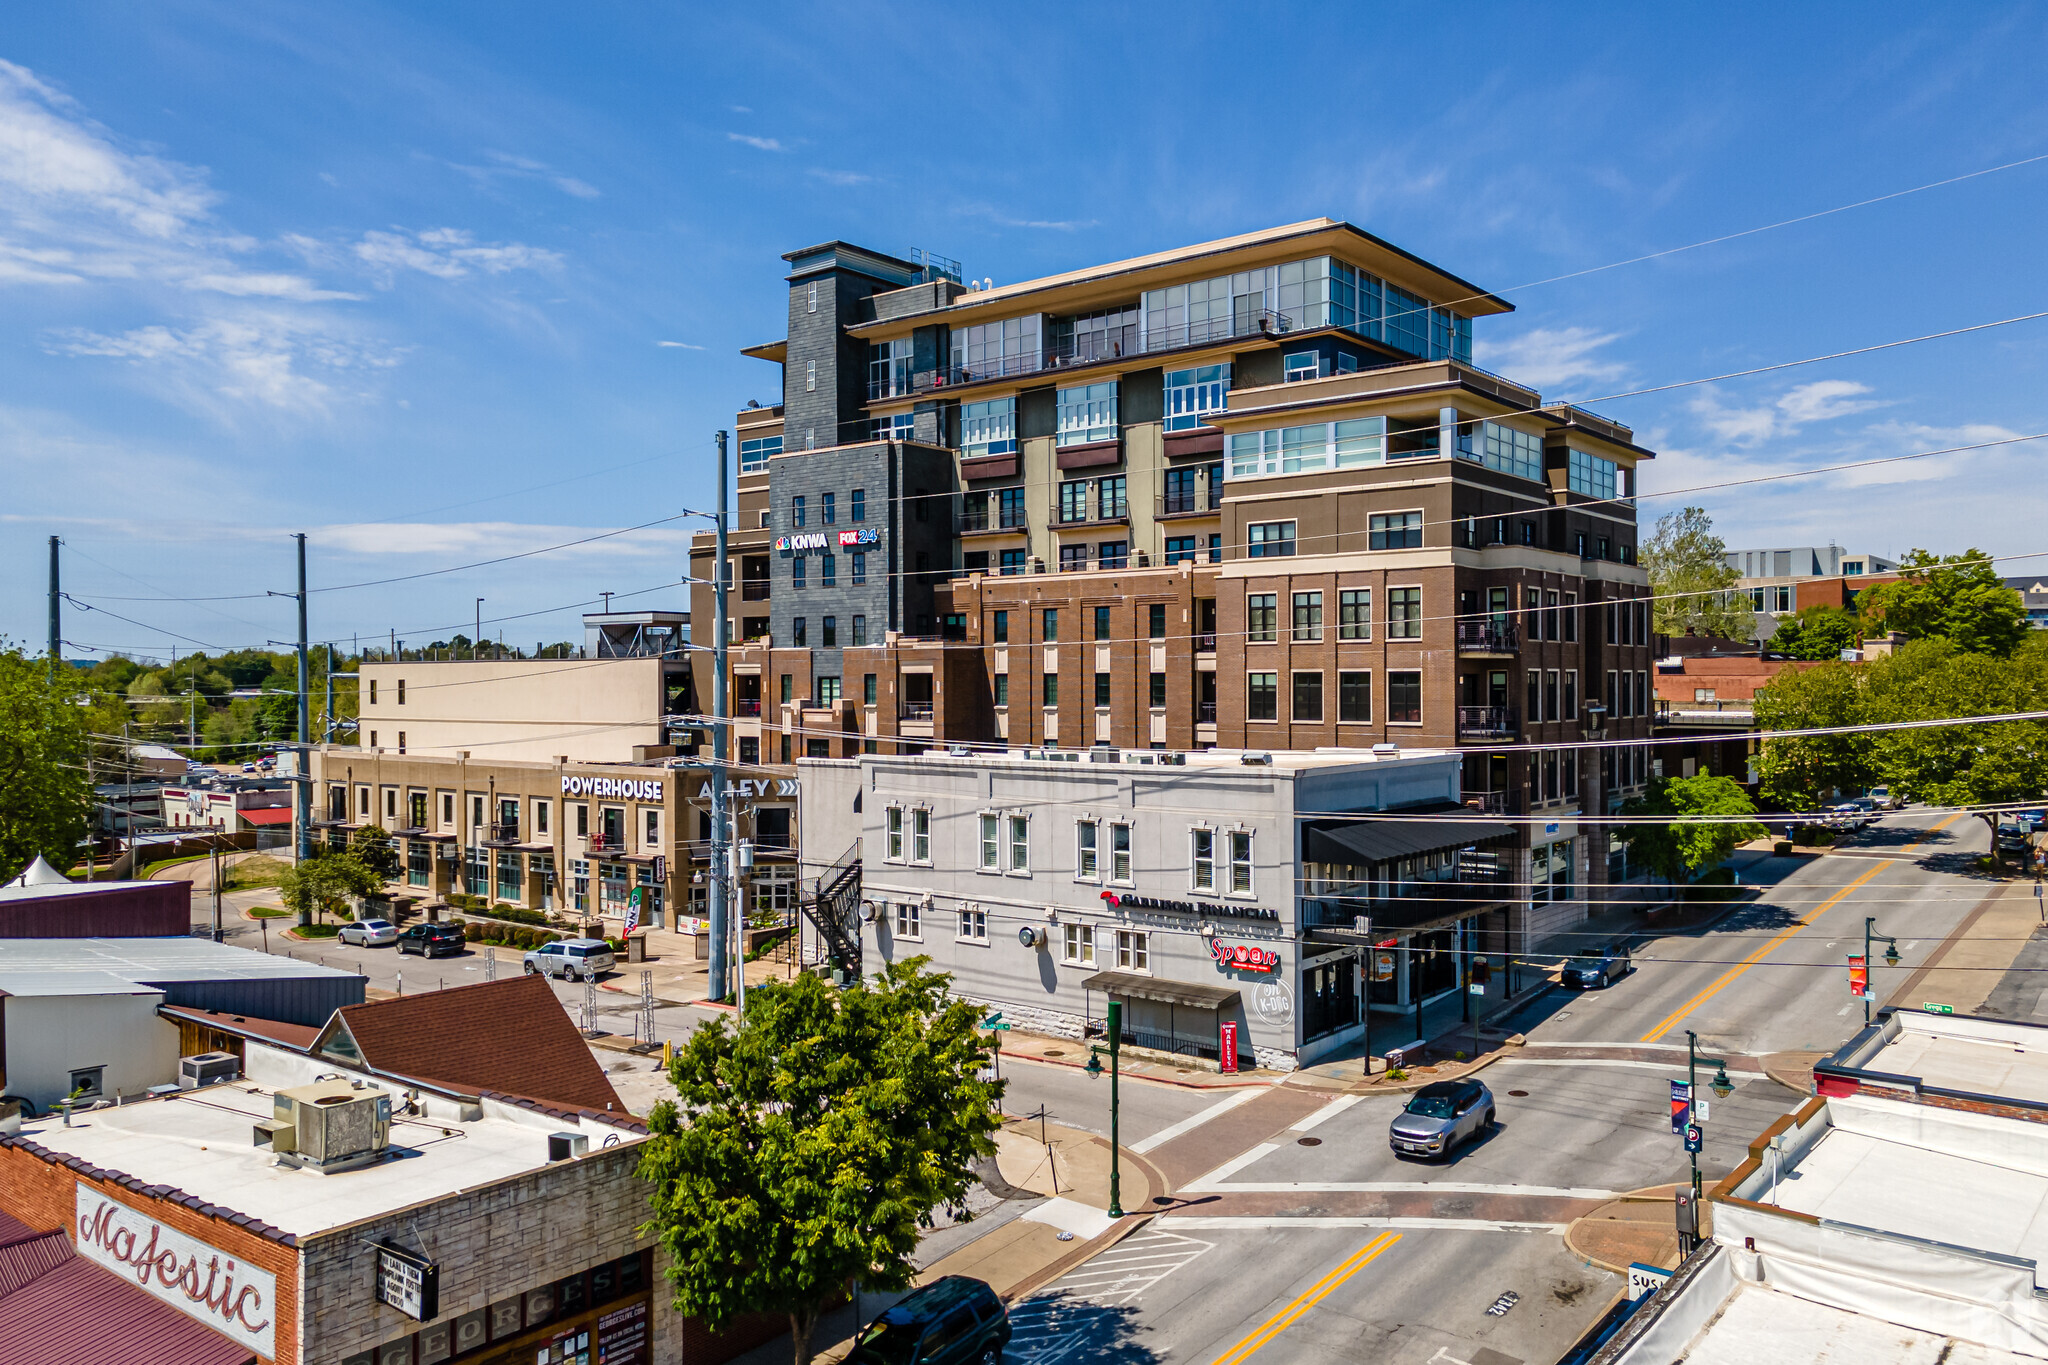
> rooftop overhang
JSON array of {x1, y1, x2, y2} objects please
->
[{"x1": 741, "y1": 340, "x2": 787, "y2": 364}]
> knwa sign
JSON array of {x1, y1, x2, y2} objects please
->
[{"x1": 74, "y1": 1185, "x2": 277, "y2": 1356}]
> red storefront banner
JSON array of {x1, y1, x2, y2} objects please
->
[{"x1": 1219, "y1": 1021, "x2": 1239, "y2": 1074}]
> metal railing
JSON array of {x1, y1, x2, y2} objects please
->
[
  {"x1": 1456, "y1": 705, "x2": 1518, "y2": 738},
  {"x1": 1142, "y1": 309, "x2": 1293, "y2": 354},
  {"x1": 960, "y1": 500, "x2": 1029, "y2": 533},
  {"x1": 736, "y1": 698, "x2": 762, "y2": 717},
  {"x1": 1197, "y1": 701, "x2": 1217, "y2": 723},
  {"x1": 899, "y1": 701, "x2": 935, "y2": 721},
  {"x1": 588, "y1": 831, "x2": 625, "y2": 853},
  {"x1": 741, "y1": 581, "x2": 771, "y2": 601},
  {"x1": 1461, "y1": 790, "x2": 1520, "y2": 816},
  {"x1": 1193, "y1": 633, "x2": 1217, "y2": 654},
  {"x1": 481, "y1": 821, "x2": 520, "y2": 845},
  {"x1": 1052, "y1": 495, "x2": 1130, "y2": 526},
  {"x1": 1455, "y1": 621, "x2": 1520, "y2": 652}
]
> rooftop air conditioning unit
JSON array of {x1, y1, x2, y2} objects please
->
[
  {"x1": 255, "y1": 1079, "x2": 391, "y2": 1174},
  {"x1": 179, "y1": 1052, "x2": 240, "y2": 1090},
  {"x1": 549, "y1": 1132, "x2": 590, "y2": 1162}
]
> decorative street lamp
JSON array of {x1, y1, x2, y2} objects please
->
[
  {"x1": 1685, "y1": 1028, "x2": 1733, "y2": 1207},
  {"x1": 1084, "y1": 999, "x2": 1126, "y2": 1218},
  {"x1": 1864, "y1": 916, "x2": 1901, "y2": 1025}
]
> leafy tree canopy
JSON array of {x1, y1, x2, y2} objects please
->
[
  {"x1": 0, "y1": 646, "x2": 93, "y2": 879},
  {"x1": 1618, "y1": 773, "x2": 1767, "y2": 885},
  {"x1": 277, "y1": 849, "x2": 380, "y2": 922},
  {"x1": 1767, "y1": 605, "x2": 1864, "y2": 661},
  {"x1": 1753, "y1": 659, "x2": 1875, "y2": 809},
  {"x1": 351, "y1": 825, "x2": 401, "y2": 881},
  {"x1": 1859, "y1": 549, "x2": 2028, "y2": 658},
  {"x1": 1644, "y1": 506, "x2": 1753, "y2": 641},
  {"x1": 639, "y1": 961, "x2": 1002, "y2": 1365}
]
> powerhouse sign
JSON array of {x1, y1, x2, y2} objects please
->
[
  {"x1": 562, "y1": 775, "x2": 665, "y2": 801},
  {"x1": 75, "y1": 1185, "x2": 277, "y2": 1356}
]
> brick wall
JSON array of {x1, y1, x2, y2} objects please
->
[{"x1": 0, "y1": 1140, "x2": 302, "y2": 1364}]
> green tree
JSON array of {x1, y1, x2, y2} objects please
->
[
  {"x1": 0, "y1": 647, "x2": 93, "y2": 878},
  {"x1": 352, "y1": 824, "x2": 400, "y2": 882},
  {"x1": 1871, "y1": 648, "x2": 2048, "y2": 866},
  {"x1": 1644, "y1": 506, "x2": 1753, "y2": 640},
  {"x1": 1618, "y1": 774, "x2": 1767, "y2": 885},
  {"x1": 1859, "y1": 550, "x2": 2028, "y2": 657},
  {"x1": 277, "y1": 850, "x2": 380, "y2": 923},
  {"x1": 1767, "y1": 605, "x2": 1863, "y2": 661},
  {"x1": 639, "y1": 961, "x2": 1002, "y2": 1365},
  {"x1": 1753, "y1": 659, "x2": 1877, "y2": 809}
]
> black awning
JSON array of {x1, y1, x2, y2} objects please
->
[
  {"x1": 1303, "y1": 810, "x2": 1514, "y2": 866},
  {"x1": 1080, "y1": 970, "x2": 1239, "y2": 1010}
]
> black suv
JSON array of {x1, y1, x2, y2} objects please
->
[
  {"x1": 846, "y1": 1277, "x2": 1009, "y2": 1365},
  {"x1": 396, "y1": 923, "x2": 466, "y2": 958}
]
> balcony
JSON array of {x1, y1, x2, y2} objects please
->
[
  {"x1": 1197, "y1": 701, "x2": 1217, "y2": 724},
  {"x1": 1455, "y1": 621, "x2": 1520, "y2": 654},
  {"x1": 960, "y1": 500, "x2": 1029, "y2": 535},
  {"x1": 1141, "y1": 309, "x2": 1293, "y2": 355},
  {"x1": 741, "y1": 581, "x2": 771, "y2": 602},
  {"x1": 1193, "y1": 633, "x2": 1217, "y2": 654},
  {"x1": 736, "y1": 698, "x2": 762, "y2": 718},
  {"x1": 1156, "y1": 489, "x2": 1222, "y2": 520},
  {"x1": 1456, "y1": 706, "x2": 1518, "y2": 740},
  {"x1": 1461, "y1": 790, "x2": 1522, "y2": 816},
  {"x1": 1051, "y1": 496, "x2": 1131, "y2": 528},
  {"x1": 480, "y1": 821, "x2": 521, "y2": 846},
  {"x1": 1303, "y1": 875, "x2": 1514, "y2": 933},
  {"x1": 588, "y1": 831, "x2": 625, "y2": 854},
  {"x1": 899, "y1": 701, "x2": 935, "y2": 721}
]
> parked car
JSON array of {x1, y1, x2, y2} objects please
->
[
  {"x1": 240, "y1": 762, "x2": 255, "y2": 772},
  {"x1": 524, "y1": 937, "x2": 615, "y2": 982},
  {"x1": 1996, "y1": 824, "x2": 2032, "y2": 853},
  {"x1": 1562, "y1": 948, "x2": 1631, "y2": 989},
  {"x1": 1389, "y1": 1079, "x2": 1495, "y2": 1160},
  {"x1": 1826, "y1": 802, "x2": 1877, "y2": 831},
  {"x1": 844, "y1": 1276, "x2": 1009, "y2": 1365},
  {"x1": 396, "y1": 922, "x2": 465, "y2": 957},
  {"x1": 338, "y1": 918, "x2": 397, "y2": 947},
  {"x1": 2015, "y1": 809, "x2": 2048, "y2": 833},
  {"x1": 1869, "y1": 786, "x2": 1906, "y2": 810}
]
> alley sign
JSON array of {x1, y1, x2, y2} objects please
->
[
  {"x1": 693, "y1": 778, "x2": 799, "y2": 801},
  {"x1": 1669, "y1": 1080, "x2": 1691, "y2": 1134}
]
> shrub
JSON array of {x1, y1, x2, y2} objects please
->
[
  {"x1": 1386, "y1": 1067, "x2": 1409, "y2": 1082},
  {"x1": 463, "y1": 922, "x2": 484, "y2": 942}
]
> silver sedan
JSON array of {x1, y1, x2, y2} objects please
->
[{"x1": 339, "y1": 918, "x2": 398, "y2": 947}]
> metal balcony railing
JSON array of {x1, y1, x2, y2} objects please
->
[
  {"x1": 1197, "y1": 701, "x2": 1217, "y2": 724},
  {"x1": 1461, "y1": 790, "x2": 1520, "y2": 816},
  {"x1": 1142, "y1": 309, "x2": 1293, "y2": 354},
  {"x1": 741, "y1": 581, "x2": 771, "y2": 601},
  {"x1": 1193, "y1": 633, "x2": 1217, "y2": 654},
  {"x1": 1455, "y1": 621, "x2": 1520, "y2": 653},
  {"x1": 1052, "y1": 495, "x2": 1130, "y2": 526},
  {"x1": 481, "y1": 821, "x2": 520, "y2": 845},
  {"x1": 1456, "y1": 706, "x2": 1518, "y2": 739},
  {"x1": 899, "y1": 701, "x2": 935, "y2": 721},
  {"x1": 736, "y1": 698, "x2": 762, "y2": 718},
  {"x1": 588, "y1": 831, "x2": 625, "y2": 853}
]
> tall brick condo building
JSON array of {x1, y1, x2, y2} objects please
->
[{"x1": 690, "y1": 218, "x2": 1657, "y2": 959}]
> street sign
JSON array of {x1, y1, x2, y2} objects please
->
[
  {"x1": 1627, "y1": 1263, "x2": 1673, "y2": 1302},
  {"x1": 983, "y1": 1012, "x2": 1004, "y2": 1025},
  {"x1": 1848, "y1": 953, "x2": 1870, "y2": 1001},
  {"x1": 1684, "y1": 1123, "x2": 1703, "y2": 1154},
  {"x1": 1694, "y1": 1099, "x2": 1710, "y2": 1125},
  {"x1": 1219, "y1": 1021, "x2": 1240, "y2": 1074},
  {"x1": 652, "y1": 855, "x2": 667, "y2": 882},
  {"x1": 985, "y1": 1022, "x2": 1011, "y2": 1032},
  {"x1": 1469, "y1": 982, "x2": 1486, "y2": 995},
  {"x1": 1922, "y1": 1002, "x2": 1955, "y2": 1015},
  {"x1": 1669, "y1": 1080, "x2": 1692, "y2": 1134}
]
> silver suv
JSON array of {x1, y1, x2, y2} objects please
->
[{"x1": 523, "y1": 937, "x2": 615, "y2": 982}]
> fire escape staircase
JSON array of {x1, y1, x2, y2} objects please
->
[{"x1": 803, "y1": 841, "x2": 863, "y2": 976}]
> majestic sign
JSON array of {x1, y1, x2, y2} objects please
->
[
  {"x1": 1211, "y1": 940, "x2": 1280, "y2": 973},
  {"x1": 837, "y1": 527, "x2": 881, "y2": 547},
  {"x1": 374, "y1": 1240, "x2": 440, "y2": 1321},
  {"x1": 75, "y1": 1185, "x2": 277, "y2": 1357},
  {"x1": 694, "y1": 778, "x2": 799, "y2": 801},
  {"x1": 562, "y1": 775, "x2": 665, "y2": 801},
  {"x1": 1101, "y1": 892, "x2": 1278, "y2": 923}
]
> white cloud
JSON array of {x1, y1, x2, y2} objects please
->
[
  {"x1": 181, "y1": 271, "x2": 362, "y2": 301},
  {"x1": 655, "y1": 340, "x2": 704, "y2": 349},
  {"x1": 465, "y1": 150, "x2": 600, "y2": 200},
  {"x1": 1473, "y1": 325, "x2": 1628, "y2": 392},
  {"x1": 553, "y1": 177, "x2": 600, "y2": 199},
  {"x1": 956, "y1": 202, "x2": 1095, "y2": 231},
  {"x1": 1775, "y1": 379, "x2": 1885, "y2": 426},
  {"x1": 727, "y1": 133, "x2": 786, "y2": 152},
  {"x1": 350, "y1": 227, "x2": 563, "y2": 285},
  {"x1": 727, "y1": 104, "x2": 753, "y2": 114},
  {"x1": 314, "y1": 521, "x2": 687, "y2": 559},
  {"x1": 807, "y1": 168, "x2": 875, "y2": 187},
  {"x1": 46, "y1": 315, "x2": 403, "y2": 416},
  {"x1": 1688, "y1": 379, "x2": 1889, "y2": 447}
]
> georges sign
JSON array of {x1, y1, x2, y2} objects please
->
[
  {"x1": 563, "y1": 774, "x2": 665, "y2": 801},
  {"x1": 75, "y1": 1185, "x2": 277, "y2": 1356},
  {"x1": 1100, "y1": 892, "x2": 1278, "y2": 923}
]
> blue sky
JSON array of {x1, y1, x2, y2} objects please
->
[{"x1": 6, "y1": 3, "x2": 2048, "y2": 660}]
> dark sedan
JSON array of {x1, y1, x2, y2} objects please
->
[{"x1": 1562, "y1": 949, "x2": 1630, "y2": 989}]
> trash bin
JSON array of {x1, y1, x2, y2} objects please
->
[{"x1": 627, "y1": 932, "x2": 646, "y2": 964}]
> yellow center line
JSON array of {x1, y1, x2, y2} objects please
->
[{"x1": 1210, "y1": 1231, "x2": 1401, "y2": 1365}]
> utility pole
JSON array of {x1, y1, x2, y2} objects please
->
[
  {"x1": 1863, "y1": 916, "x2": 1901, "y2": 1025},
  {"x1": 294, "y1": 534, "x2": 311, "y2": 865},
  {"x1": 474, "y1": 599, "x2": 484, "y2": 660},
  {"x1": 1086, "y1": 1001, "x2": 1125, "y2": 1218},
  {"x1": 323, "y1": 646, "x2": 334, "y2": 744},
  {"x1": 47, "y1": 536, "x2": 59, "y2": 678},
  {"x1": 708, "y1": 430, "x2": 731, "y2": 1003}
]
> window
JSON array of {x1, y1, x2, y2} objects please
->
[
  {"x1": 806, "y1": 281, "x2": 818, "y2": 313},
  {"x1": 1056, "y1": 381, "x2": 1119, "y2": 446},
  {"x1": 782, "y1": 735, "x2": 791, "y2": 763},
  {"x1": 572, "y1": 801, "x2": 586, "y2": 836},
  {"x1": 1062, "y1": 922, "x2": 1096, "y2": 965},
  {"x1": 958, "y1": 906, "x2": 987, "y2": 940},
  {"x1": 1473, "y1": 422, "x2": 1543, "y2": 482},
  {"x1": 864, "y1": 673, "x2": 877, "y2": 705},
  {"x1": 999, "y1": 548, "x2": 1026, "y2": 575},
  {"x1": 822, "y1": 615, "x2": 837, "y2": 647},
  {"x1": 1165, "y1": 535, "x2": 1198, "y2": 565},
  {"x1": 1099, "y1": 476, "x2": 1128, "y2": 519},
  {"x1": 820, "y1": 492, "x2": 836, "y2": 526},
  {"x1": 1292, "y1": 591, "x2": 1323, "y2": 641},
  {"x1": 1369, "y1": 511, "x2": 1423, "y2": 551},
  {"x1": 817, "y1": 676, "x2": 841, "y2": 703},
  {"x1": 1110, "y1": 822, "x2": 1132, "y2": 882},
  {"x1": 1149, "y1": 672, "x2": 1167, "y2": 707},
  {"x1": 1092, "y1": 605, "x2": 1112, "y2": 640},
  {"x1": 1565, "y1": 669, "x2": 1579, "y2": 719},
  {"x1": 894, "y1": 901, "x2": 921, "y2": 939},
  {"x1": 994, "y1": 674, "x2": 1009, "y2": 707},
  {"x1": 851, "y1": 487, "x2": 866, "y2": 522},
  {"x1": 534, "y1": 798, "x2": 549, "y2": 834},
  {"x1": 952, "y1": 314, "x2": 1042, "y2": 378},
  {"x1": 851, "y1": 552, "x2": 866, "y2": 585},
  {"x1": 791, "y1": 496, "x2": 805, "y2": 528},
  {"x1": 368, "y1": 679, "x2": 377, "y2": 705},
  {"x1": 792, "y1": 558, "x2": 806, "y2": 590},
  {"x1": 1043, "y1": 609, "x2": 1059, "y2": 641},
  {"x1": 1545, "y1": 590, "x2": 1560, "y2": 642},
  {"x1": 1339, "y1": 670, "x2": 1372, "y2": 722},
  {"x1": 1116, "y1": 930, "x2": 1149, "y2": 971},
  {"x1": 1608, "y1": 669, "x2": 1622, "y2": 717},
  {"x1": 1093, "y1": 672, "x2": 1111, "y2": 707},
  {"x1": 793, "y1": 616, "x2": 807, "y2": 646},
  {"x1": 996, "y1": 485, "x2": 1027, "y2": 528},
  {"x1": 397, "y1": 679, "x2": 405, "y2": 705},
  {"x1": 1248, "y1": 671, "x2": 1278, "y2": 721},
  {"x1": 961, "y1": 397, "x2": 1018, "y2": 457},
  {"x1": 886, "y1": 807, "x2": 904, "y2": 860},
  {"x1": 1060, "y1": 544, "x2": 1089, "y2": 572},
  {"x1": 1563, "y1": 592, "x2": 1577, "y2": 643},
  {"x1": 1192, "y1": 829, "x2": 1216, "y2": 890},
  {"x1": 1388, "y1": 587, "x2": 1422, "y2": 638},
  {"x1": 1147, "y1": 604, "x2": 1166, "y2": 639},
  {"x1": 1076, "y1": 820, "x2": 1098, "y2": 879},
  {"x1": 1008, "y1": 815, "x2": 1029, "y2": 871},
  {"x1": 1227, "y1": 416, "x2": 1385, "y2": 478},
  {"x1": 645, "y1": 808, "x2": 660, "y2": 847},
  {"x1": 1228, "y1": 830, "x2": 1253, "y2": 893},
  {"x1": 852, "y1": 614, "x2": 866, "y2": 646},
  {"x1": 1293, "y1": 671, "x2": 1324, "y2": 722},
  {"x1": 805, "y1": 361, "x2": 816, "y2": 392},
  {"x1": 993, "y1": 610, "x2": 1009, "y2": 643},
  {"x1": 1247, "y1": 593, "x2": 1278, "y2": 642},
  {"x1": 739, "y1": 736, "x2": 759, "y2": 764},
  {"x1": 1283, "y1": 350, "x2": 1321, "y2": 382},
  {"x1": 1530, "y1": 669, "x2": 1543, "y2": 719},
  {"x1": 1057, "y1": 480, "x2": 1090, "y2": 524},
  {"x1": 1545, "y1": 669, "x2": 1560, "y2": 722},
  {"x1": 1043, "y1": 672, "x2": 1059, "y2": 706},
  {"x1": 980, "y1": 813, "x2": 1000, "y2": 870},
  {"x1": 1247, "y1": 522, "x2": 1296, "y2": 557},
  {"x1": 1163, "y1": 364, "x2": 1230, "y2": 431},
  {"x1": 1389, "y1": 670, "x2": 1422, "y2": 724},
  {"x1": 1339, "y1": 588, "x2": 1372, "y2": 640},
  {"x1": 781, "y1": 674, "x2": 793, "y2": 704},
  {"x1": 911, "y1": 808, "x2": 931, "y2": 863},
  {"x1": 1098, "y1": 541, "x2": 1128, "y2": 570},
  {"x1": 739, "y1": 434, "x2": 782, "y2": 472},
  {"x1": 1568, "y1": 448, "x2": 1619, "y2": 501}
]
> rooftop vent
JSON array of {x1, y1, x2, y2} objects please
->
[
  {"x1": 1240, "y1": 752, "x2": 1272, "y2": 766},
  {"x1": 1371, "y1": 742, "x2": 1399, "y2": 755},
  {"x1": 178, "y1": 1053, "x2": 240, "y2": 1091},
  {"x1": 255, "y1": 1079, "x2": 391, "y2": 1174},
  {"x1": 548, "y1": 1132, "x2": 590, "y2": 1162}
]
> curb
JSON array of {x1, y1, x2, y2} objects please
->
[
  {"x1": 999, "y1": 1047, "x2": 1277, "y2": 1091},
  {"x1": 1563, "y1": 1184, "x2": 1691, "y2": 1276},
  {"x1": 1002, "y1": 1212, "x2": 1155, "y2": 1303}
]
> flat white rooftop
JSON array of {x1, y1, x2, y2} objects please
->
[
  {"x1": 1859, "y1": 1012, "x2": 2048, "y2": 1107},
  {"x1": 0, "y1": 937, "x2": 356, "y2": 993},
  {"x1": 1669, "y1": 1279, "x2": 2022, "y2": 1365},
  {"x1": 14, "y1": 1080, "x2": 640, "y2": 1239}
]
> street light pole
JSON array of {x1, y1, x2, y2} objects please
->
[
  {"x1": 1086, "y1": 1000, "x2": 1126, "y2": 1218},
  {"x1": 708, "y1": 431, "x2": 731, "y2": 1004},
  {"x1": 475, "y1": 600, "x2": 484, "y2": 660},
  {"x1": 1685, "y1": 1029, "x2": 1733, "y2": 1206},
  {"x1": 1864, "y1": 916, "x2": 1900, "y2": 1025}
]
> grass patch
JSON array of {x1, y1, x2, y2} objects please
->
[
  {"x1": 248, "y1": 905, "x2": 293, "y2": 919},
  {"x1": 289, "y1": 923, "x2": 341, "y2": 939},
  {"x1": 140, "y1": 853, "x2": 212, "y2": 879},
  {"x1": 221, "y1": 854, "x2": 291, "y2": 891}
]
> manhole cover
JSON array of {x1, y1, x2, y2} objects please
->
[
  {"x1": 1297, "y1": 1136, "x2": 1322, "y2": 1147},
  {"x1": 1043, "y1": 1050, "x2": 1064, "y2": 1057},
  {"x1": 1508, "y1": 1090, "x2": 1529, "y2": 1098}
]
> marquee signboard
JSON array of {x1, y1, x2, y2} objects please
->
[
  {"x1": 75, "y1": 1185, "x2": 277, "y2": 1357},
  {"x1": 374, "y1": 1239, "x2": 440, "y2": 1321},
  {"x1": 1211, "y1": 940, "x2": 1280, "y2": 973},
  {"x1": 1100, "y1": 892, "x2": 1278, "y2": 922}
]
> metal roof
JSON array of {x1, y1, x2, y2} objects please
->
[
  {"x1": 0, "y1": 937, "x2": 357, "y2": 997},
  {"x1": 1303, "y1": 810, "x2": 1515, "y2": 865},
  {"x1": 1080, "y1": 970, "x2": 1239, "y2": 1010}
]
